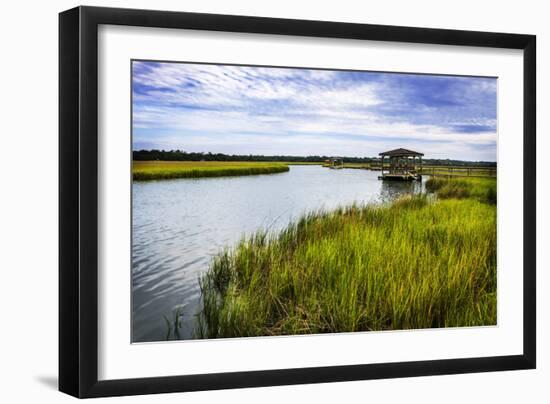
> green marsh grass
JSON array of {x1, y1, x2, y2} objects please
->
[
  {"x1": 133, "y1": 161, "x2": 290, "y2": 180},
  {"x1": 426, "y1": 176, "x2": 496, "y2": 204},
  {"x1": 197, "y1": 178, "x2": 497, "y2": 338}
]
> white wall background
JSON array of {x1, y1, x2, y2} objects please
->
[{"x1": 0, "y1": 0, "x2": 546, "y2": 402}]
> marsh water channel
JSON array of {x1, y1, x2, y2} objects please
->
[{"x1": 132, "y1": 165, "x2": 425, "y2": 342}]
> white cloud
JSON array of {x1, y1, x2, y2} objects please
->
[{"x1": 132, "y1": 61, "x2": 497, "y2": 161}]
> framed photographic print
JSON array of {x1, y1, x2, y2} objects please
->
[{"x1": 59, "y1": 6, "x2": 536, "y2": 398}]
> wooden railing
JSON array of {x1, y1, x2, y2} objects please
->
[
  {"x1": 368, "y1": 164, "x2": 496, "y2": 178},
  {"x1": 418, "y1": 166, "x2": 497, "y2": 178},
  {"x1": 326, "y1": 163, "x2": 497, "y2": 178}
]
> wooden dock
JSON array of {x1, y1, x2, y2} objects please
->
[
  {"x1": 419, "y1": 166, "x2": 496, "y2": 178},
  {"x1": 378, "y1": 148, "x2": 424, "y2": 182},
  {"x1": 378, "y1": 172, "x2": 422, "y2": 181},
  {"x1": 320, "y1": 149, "x2": 496, "y2": 179}
]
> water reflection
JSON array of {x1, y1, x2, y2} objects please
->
[
  {"x1": 132, "y1": 165, "x2": 425, "y2": 342},
  {"x1": 380, "y1": 178, "x2": 424, "y2": 202}
]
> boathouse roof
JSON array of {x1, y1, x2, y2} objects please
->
[{"x1": 379, "y1": 148, "x2": 424, "y2": 157}]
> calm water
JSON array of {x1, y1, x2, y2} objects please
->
[{"x1": 132, "y1": 166, "x2": 425, "y2": 342}]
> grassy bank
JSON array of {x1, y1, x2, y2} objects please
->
[
  {"x1": 426, "y1": 177, "x2": 496, "y2": 204},
  {"x1": 322, "y1": 163, "x2": 372, "y2": 169},
  {"x1": 198, "y1": 178, "x2": 497, "y2": 338},
  {"x1": 133, "y1": 161, "x2": 290, "y2": 180}
]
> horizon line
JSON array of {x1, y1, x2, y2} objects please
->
[{"x1": 132, "y1": 149, "x2": 497, "y2": 164}]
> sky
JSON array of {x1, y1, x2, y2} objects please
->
[{"x1": 132, "y1": 61, "x2": 497, "y2": 161}]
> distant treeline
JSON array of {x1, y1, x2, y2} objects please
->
[{"x1": 132, "y1": 150, "x2": 497, "y2": 167}]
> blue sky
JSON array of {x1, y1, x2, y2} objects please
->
[{"x1": 132, "y1": 61, "x2": 497, "y2": 161}]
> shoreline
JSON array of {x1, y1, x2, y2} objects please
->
[
  {"x1": 133, "y1": 161, "x2": 290, "y2": 180},
  {"x1": 196, "y1": 177, "x2": 497, "y2": 339}
]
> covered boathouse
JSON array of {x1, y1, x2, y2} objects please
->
[{"x1": 378, "y1": 148, "x2": 424, "y2": 181}]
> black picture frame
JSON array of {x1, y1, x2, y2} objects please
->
[{"x1": 59, "y1": 6, "x2": 536, "y2": 398}]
